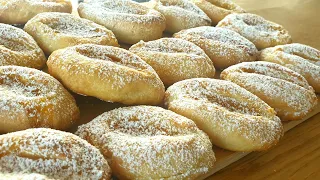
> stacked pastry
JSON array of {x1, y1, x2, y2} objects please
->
[{"x1": 0, "y1": 0, "x2": 319, "y2": 179}]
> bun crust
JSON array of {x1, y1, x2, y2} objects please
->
[
  {"x1": 221, "y1": 62, "x2": 318, "y2": 121},
  {"x1": 165, "y1": 78, "x2": 284, "y2": 151},
  {"x1": 0, "y1": 66, "x2": 79, "y2": 133},
  {"x1": 0, "y1": 128, "x2": 111, "y2": 179},
  {"x1": 76, "y1": 106, "x2": 216, "y2": 180},
  {"x1": 0, "y1": 23, "x2": 46, "y2": 69},
  {"x1": 129, "y1": 38, "x2": 215, "y2": 86},
  {"x1": 24, "y1": 12, "x2": 119, "y2": 55},
  {"x1": 47, "y1": 44, "x2": 165, "y2": 105}
]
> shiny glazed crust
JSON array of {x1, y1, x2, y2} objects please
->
[
  {"x1": 129, "y1": 38, "x2": 215, "y2": 86},
  {"x1": 24, "y1": 12, "x2": 119, "y2": 55},
  {"x1": 76, "y1": 106, "x2": 216, "y2": 179},
  {"x1": 221, "y1": 61, "x2": 318, "y2": 121},
  {"x1": 0, "y1": 23, "x2": 46, "y2": 69},
  {"x1": 47, "y1": 44, "x2": 165, "y2": 105},
  {"x1": 165, "y1": 78, "x2": 284, "y2": 151},
  {"x1": 0, "y1": 128, "x2": 111, "y2": 179},
  {"x1": 0, "y1": 0, "x2": 72, "y2": 24},
  {"x1": 0, "y1": 66, "x2": 79, "y2": 133}
]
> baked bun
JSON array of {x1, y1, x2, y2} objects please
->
[
  {"x1": 145, "y1": 0, "x2": 211, "y2": 33},
  {"x1": 221, "y1": 62, "x2": 318, "y2": 121},
  {"x1": 76, "y1": 106, "x2": 215, "y2": 179},
  {"x1": 47, "y1": 44, "x2": 165, "y2": 105},
  {"x1": 217, "y1": 13, "x2": 292, "y2": 49},
  {"x1": 0, "y1": 173, "x2": 53, "y2": 180},
  {"x1": 0, "y1": 66, "x2": 79, "y2": 134},
  {"x1": 173, "y1": 26, "x2": 258, "y2": 69},
  {"x1": 24, "y1": 12, "x2": 118, "y2": 55},
  {"x1": 129, "y1": 38, "x2": 215, "y2": 86},
  {"x1": 190, "y1": 0, "x2": 246, "y2": 25},
  {"x1": 0, "y1": 23, "x2": 46, "y2": 69},
  {"x1": 259, "y1": 43, "x2": 320, "y2": 93},
  {"x1": 0, "y1": 128, "x2": 111, "y2": 180},
  {"x1": 164, "y1": 78, "x2": 283, "y2": 151},
  {"x1": 0, "y1": 0, "x2": 72, "y2": 24},
  {"x1": 78, "y1": 0, "x2": 166, "y2": 44}
]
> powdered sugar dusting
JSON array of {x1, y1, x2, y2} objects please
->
[
  {"x1": 223, "y1": 61, "x2": 313, "y2": 91},
  {"x1": 0, "y1": 66, "x2": 78, "y2": 130},
  {"x1": 174, "y1": 26, "x2": 257, "y2": 57},
  {"x1": 173, "y1": 26, "x2": 258, "y2": 68},
  {"x1": 203, "y1": 0, "x2": 245, "y2": 11},
  {"x1": 49, "y1": 44, "x2": 163, "y2": 90},
  {"x1": 78, "y1": 0, "x2": 165, "y2": 24},
  {"x1": 131, "y1": 38, "x2": 208, "y2": 55},
  {"x1": 0, "y1": 172, "x2": 53, "y2": 180},
  {"x1": 0, "y1": 128, "x2": 110, "y2": 179},
  {"x1": 76, "y1": 106, "x2": 215, "y2": 179},
  {"x1": 0, "y1": 23, "x2": 45, "y2": 68},
  {"x1": 30, "y1": 12, "x2": 113, "y2": 38},
  {"x1": 129, "y1": 38, "x2": 215, "y2": 85},
  {"x1": 151, "y1": 0, "x2": 211, "y2": 32},
  {"x1": 217, "y1": 13, "x2": 291, "y2": 49},
  {"x1": 259, "y1": 44, "x2": 320, "y2": 92},
  {"x1": 0, "y1": 0, "x2": 71, "y2": 9},
  {"x1": 221, "y1": 62, "x2": 318, "y2": 120},
  {"x1": 165, "y1": 78, "x2": 283, "y2": 150},
  {"x1": 281, "y1": 43, "x2": 320, "y2": 65},
  {"x1": 156, "y1": 0, "x2": 209, "y2": 17}
]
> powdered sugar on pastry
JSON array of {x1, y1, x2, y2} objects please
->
[
  {"x1": 190, "y1": 0, "x2": 246, "y2": 24},
  {"x1": 217, "y1": 13, "x2": 292, "y2": 49},
  {"x1": 129, "y1": 38, "x2": 215, "y2": 85},
  {"x1": 24, "y1": 12, "x2": 119, "y2": 55},
  {"x1": 147, "y1": 0, "x2": 211, "y2": 33},
  {"x1": 221, "y1": 62, "x2": 318, "y2": 121},
  {"x1": 76, "y1": 106, "x2": 215, "y2": 179},
  {"x1": 47, "y1": 44, "x2": 165, "y2": 105},
  {"x1": 0, "y1": 128, "x2": 111, "y2": 179},
  {"x1": 0, "y1": 0, "x2": 72, "y2": 24},
  {"x1": 174, "y1": 26, "x2": 258, "y2": 69},
  {"x1": 0, "y1": 66, "x2": 79, "y2": 133},
  {"x1": 78, "y1": 0, "x2": 166, "y2": 44},
  {"x1": 259, "y1": 43, "x2": 320, "y2": 93},
  {"x1": 0, "y1": 23, "x2": 46, "y2": 69},
  {"x1": 165, "y1": 78, "x2": 283, "y2": 151}
]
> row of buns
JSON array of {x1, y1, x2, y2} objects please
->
[{"x1": 0, "y1": 0, "x2": 319, "y2": 179}]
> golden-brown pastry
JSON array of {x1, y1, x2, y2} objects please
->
[
  {"x1": 0, "y1": 66, "x2": 79, "y2": 134},
  {"x1": 0, "y1": 23, "x2": 46, "y2": 69},
  {"x1": 221, "y1": 62, "x2": 318, "y2": 121},
  {"x1": 190, "y1": 0, "x2": 246, "y2": 25},
  {"x1": 24, "y1": 12, "x2": 118, "y2": 55},
  {"x1": 78, "y1": 0, "x2": 166, "y2": 44},
  {"x1": 0, "y1": 128, "x2": 111, "y2": 180},
  {"x1": 259, "y1": 43, "x2": 320, "y2": 93},
  {"x1": 47, "y1": 44, "x2": 165, "y2": 105},
  {"x1": 217, "y1": 13, "x2": 292, "y2": 49},
  {"x1": 129, "y1": 38, "x2": 215, "y2": 86},
  {"x1": 0, "y1": 173, "x2": 53, "y2": 180},
  {"x1": 76, "y1": 106, "x2": 216, "y2": 179},
  {"x1": 164, "y1": 78, "x2": 283, "y2": 151},
  {"x1": 0, "y1": 0, "x2": 72, "y2": 24},
  {"x1": 173, "y1": 26, "x2": 258, "y2": 69},
  {"x1": 144, "y1": 0, "x2": 211, "y2": 33}
]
